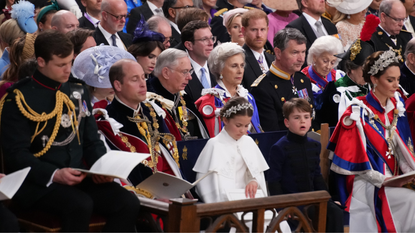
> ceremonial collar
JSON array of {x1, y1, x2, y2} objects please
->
[
  {"x1": 270, "y1": 62, "x2": 291, "y2": 80},
  {"x1": 149, "y1": 77, "x2": 175, "y2": 101},
  {"x1": 111, "y1": 96, "x2": 142, "y2": 117},
  {"x1": 216, "y1": 80, "x2": 248, "y2": 98},
  {"x1": 366, "y1": 91, "x2": 393, "y2": 114},
  {"x1": 341, "y1": 74, "x2": 369, "y2": 92},
  {"x1": 32, "y1": 69, "x2": 62, "y2": 90},
  {"x1": 286, "y1": 130, "x2": 308, "y2": 144}
]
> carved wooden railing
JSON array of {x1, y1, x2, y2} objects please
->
[{"x1": 139, "y1": 190, "x2": 331, "y2": 232}]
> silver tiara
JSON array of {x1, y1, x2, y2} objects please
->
[
  {"x1": 368, "y1": 49, "x2": 401, "y2": 76},
  {"x1": 222, "y1": 103, "x2": 253, "y2": 118}
]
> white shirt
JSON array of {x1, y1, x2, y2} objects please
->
[
  {"x1": 189, "y1": 56, "x2": 211, "y2": 87},
  {"x1": 147, "y1": 1, "x2": 164, "y2": 17},
  {"x1": 85, "y1": 12, "x2": 100, "y2": 27},
  {"x1": 169, "y1": 20, "x2": 180, "y2": 34},
  {"x1": 250, "y1": 48, "x2": 269, "y2": 72},
  {"x1": 404, "y1": 16, "x2": 415, "y2": 38},
  {"x1": 97, "y1": 23, "x2": 126, "y2": 50},
  {"x1": 302, "y1": 12, "x2": 328, "y2": 37}
]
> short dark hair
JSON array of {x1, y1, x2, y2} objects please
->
[
  {"x1": 35, "y1": 30, "x2": 74, "y2": 63},
  {"x1": 127, "y1": 40, "x2": 165, "y2": 58},
  {"x1": 362, "y1": 51, "x2": 400, "y2": 84},
  {"x1": 66, "y1": 28, "x2": 94, "y2": 55},
  {"x1": 162, "y1": 0, "x2": 178, "y2": 18},
  {"x1": 274, "y1": 28, "x2": 306, "y2": 52},
  {"x1": 220, "y1": 97, "x2": 253, "y2": 119},
  {"x1": 296, "y1": 0, "x2": 304, "y2": 11},
  {"x1": 109, "y1": 60, "x2": 127, "y2": 87},
  {"x1": 177, "y1": 8, "x2": 209, "y2": 31},
  {"x1": 181, "y1": 20, "x2": 210, "y2": 44},
  {"x1": 282, "y1": 98, "x2": 312, "y2": 119}
]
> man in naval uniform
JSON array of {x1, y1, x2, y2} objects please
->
[
  {"x1": 0, "y1": 30, "x2": 139, "y2": 232},
  {"x1": 250, "y1": 28, "x2": 314, "y2": 132},
  {"x1": 371, "y1": 0, "x2": 412, "y2": 63},
  {"x1": 94, "y1": 59, "x2": 183, "y2": 187},
  {"x1": 149, "y1": 48, "x2": 209, "y2": 140}
]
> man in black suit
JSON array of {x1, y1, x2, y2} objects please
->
[
  {"x1": 286, "y1": 0, "x2": 338, "y2": 67},
  {"x1": 401, "y1": 0, "x2": 415, "y2": 37},
  {"x1": 93, "y1": 0, "x2": 132, "y2": 50},
  {"x1": 161, "y1": 0, "x2": 194, "y2": 48},
  {"x1": 250, "y1": 28, "x2": 314, "y2": 132},
  {"x1": 371, "y1": 0, "x2": 412, "y2": 63},
  {"x1": 148, "y1": 15, "x2": 174, "y2": 49},
  {"x1": 0, "y1": 30, "x2": 140, "y2": 232},
  {"x1": 126, "y1": 0, "x2": 164, "y2": 34},
  {"x1": 78, "y1": 0, "x2": 102, "y2": 30},
  {"x1": 182, "y1": 20, "x2": 217, "y2": 102},
  {"x1": 241, "y1": 8, "x2": 274, "y2": 89}
]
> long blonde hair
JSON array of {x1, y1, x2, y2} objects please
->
[{"x1": 332, "y1": 11, "x2": 347, "y2": 24}]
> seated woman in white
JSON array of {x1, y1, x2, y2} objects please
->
[{"x1": 193, "y1": 97, "x2": 268, "y2": 203}]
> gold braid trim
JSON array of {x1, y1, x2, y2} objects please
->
[{"x1": 13, "y1": 89, "x2": 78, "y2": 157}]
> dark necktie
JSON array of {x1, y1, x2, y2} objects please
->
[{"x1": 111, "y1": 34, "x2": 117, "y2": 47}]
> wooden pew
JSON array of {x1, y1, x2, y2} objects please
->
[{"x1": 139, "y1": 190, "x2": 331, "y2": 232}]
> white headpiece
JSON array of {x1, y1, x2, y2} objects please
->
[
  {"x1": 367, "y1": 49, "x2": 401, "y2": 76},
  {"x1": 222, "y1": 103, "x2": 253, "y2": 118}
]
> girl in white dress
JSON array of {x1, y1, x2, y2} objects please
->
[{"x1": 193, "y1": 97, "x2": 268, "y2": 203}]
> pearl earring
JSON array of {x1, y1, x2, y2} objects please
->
[
  {"x1": 347, "y1": 15, "x2": 350, "y2": 19},
  {"x1": 373, "y1": 83, "x2": 377, "y2": 93},
  {"x1": 220, "y1": 74, "x2": 223, "y2": 79}
]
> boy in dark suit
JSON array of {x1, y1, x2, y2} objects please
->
[{"x1": 267, "y1": 98, "x2": 343, "y2": 232}]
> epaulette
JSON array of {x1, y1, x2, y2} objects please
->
[
  {"x1": 243, "y1": 6, "x2": 254, "y2": 10},
  {"x1": 214, "y1": 8, "x2": 228, "y2": 17},
  {"x1": 401, "y1": 29, "x2": 411, "y2": 33},
  {"x1": 68, "y1": 76, "x2": 86, "y2": 85},
  {"x1": 251, "y1": 73, "x2": 266, "y2": 88},
  {"x1": 6, "y1": 77, "x2": 31, "y2": 93}
]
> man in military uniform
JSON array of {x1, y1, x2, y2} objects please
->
[
  {"x1": 150, "y1": 48, "x2": 209, "y2": 140},
  {"x1": 371, "y1": 0, "x2": 412, "y2": 62},
  {"x1": 250, "y1": 28, "x2": 314, "y2": 131},
  {"x1": 95, "y1": 59, "x2": 183, "y2": 187},
  {"x1": 0, "y1": 30, "x2": 140, "y2": 231}
]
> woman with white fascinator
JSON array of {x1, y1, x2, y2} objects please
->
[
  {"x1": 72, "y1": 45, "x2": 136, "y2": 106},
  {"x1": 195, "y1": 42, "x2": 262, "y2": 138},
  {"x1": 329, "y1": 0, "x2": 372, "y2": 50}
]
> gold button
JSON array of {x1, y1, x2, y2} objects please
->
[
  {"x1": 310, "y1": 104, "x2": 313, "y2": 108},
  {"x1": 378, "y1": 31, "x2": 383, "y2": 35},
  {"x1": 274, "y1": 85, "x2": 278, "y2": 89},
  {"x1": 300, "y1": 79, "x2": 304, "y2": 83},
  {"x1": 281, "y1": 97, "x2": 285, "y2": 101}
]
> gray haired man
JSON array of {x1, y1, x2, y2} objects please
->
[{"x1": 148, "y1": 48, "x2": 209, "y2": 140}]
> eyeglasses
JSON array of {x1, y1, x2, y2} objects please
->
[
  {"x1": 384, "y1": 13, "x2": 406, "y2": 23},
  {"x1": 105, "y1": 11, "x2": 127, "y2": 20},
  {"x1": 194, "y1": 36, "x2": 217, "y2": 45},
  {"x1": 170, "y1": 5, "x2": 195, "y2": 9},
  {"x1": 164, "y1": 37, "x2": 175, "y2": 44},
  {"x1": 168, "y1": 67, "x2": 194, "y2": 76}
]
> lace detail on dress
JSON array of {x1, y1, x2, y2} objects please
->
[{"x1": 336, "y1": 20, "x2": 364, "y2": 51}]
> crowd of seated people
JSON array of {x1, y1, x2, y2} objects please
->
[{"x1": 3, "y1": 0, "x2": 415, "y2": 232}]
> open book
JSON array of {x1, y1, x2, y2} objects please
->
[
  {"x1": 383, "y1": 170, "x2": 415, "y2": 186},
  {"x1": 0, "y1": 167, "x2": 31, "y2": 201},
  {"x1": 73, "y1": 151, "x2": 150, "y2": 180},
  {"x1": 135, "y1": 171, "x2": 215, "y2": 199}
]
